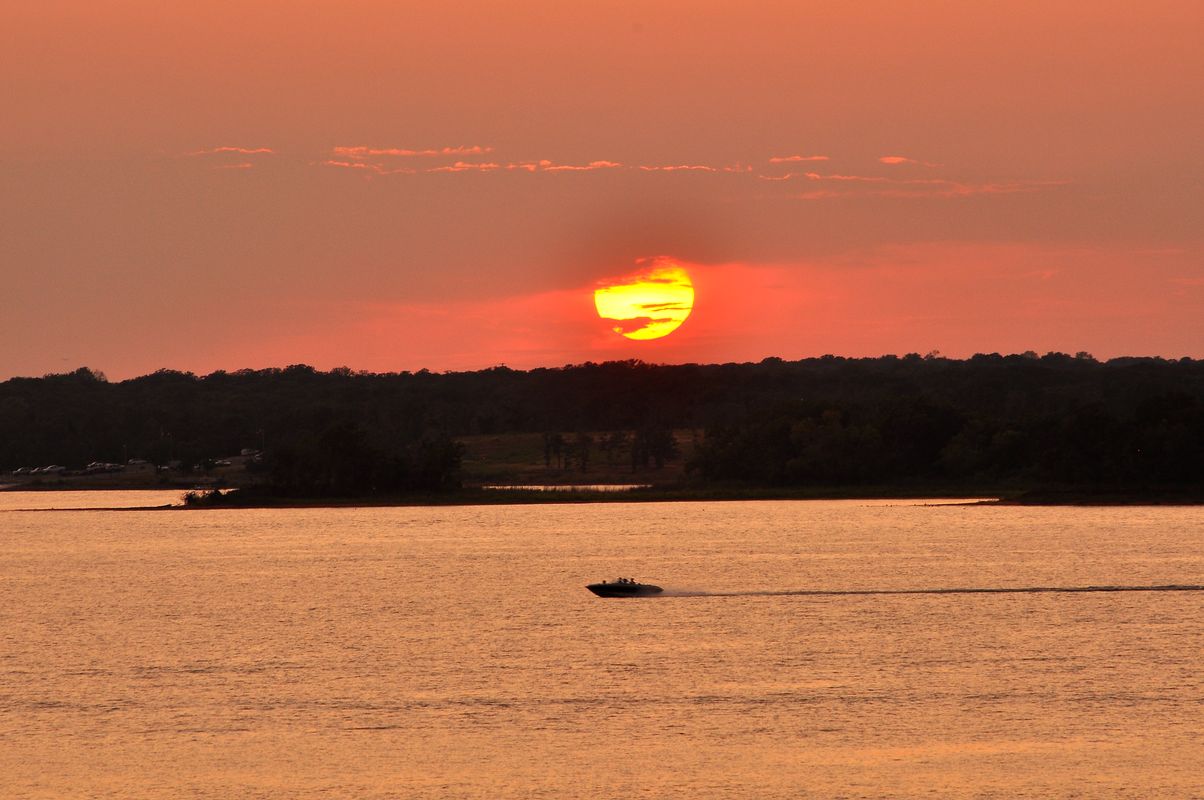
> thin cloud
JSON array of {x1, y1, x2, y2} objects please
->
[
  {"x1": 539, "y1": 160, "x2": 623, "y2": 172},
  {"x1": 501, "y1": 160, "x2": 624, "y2": 172},
  {"x1": 213, "y1": 162, "x2": 256, "y2": 170},
  {"x1": 320, "y1": 160, "x2": 416, "y2": 175},
  {"x1": 638, "y1": 164, "x2": 719, "y2": 172},
  {"x1": 879, "y1": 155, "x2": 941, "y2": 167},
  {"x1": 188, "y1": 146, "x2": 275, "y2": 156},
  {"x1": 332, "y1": 145, "x2": 492, "y2": 159},
  {"x1": 600, "y1": 316, "x2": 673, "y2": 335},
  {"x1": 639, "y1": 301, "x2": 691, "y2": 311},
  {"x1": 804, "y1": 172, "x2": 891, "y2": 183},
  {"x1": 427, "y1": 160, "x2": 621, "y2": 173},
  {"x1": 308, "y1": 146, "x2": 1068, "y2": 200},
  {"x1": 769, "y1": 154, "x2": 829, "y2": 163},
  {"x1": 635, "y1": 162, "x2": 746, "y2": 172},
  {"x1": 635, "y1": 163, "x2": 750, "y2": 173},
  {"x1": 427, "y1": 161, "x2": 502, "y2": 172}
]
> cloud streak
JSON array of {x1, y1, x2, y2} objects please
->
[
  {"x1": 540, "y1": 160, "x2": 623, "y2": 171},
  {"x1": 424, "y1": 160, "x2": 623, "y2": 173},
  {"x1": 185, "y1": 145, "x2": 276, "y2": 169},
  {"x1": 804, "y1": 172, "x2": 891, "y2": 183},
  {"x1": 190, "y1": 143, "x2": 1066, "y2": 201},
  {"x1": 188, "y1": 146, "x2": 275, "y2": 156},
  {"x1": 332, "y1": 145, "x2": 492, "y2": 158},
  {"x1": 427, "y1": 161, "x2": 503, "y2": 173},
  {"x1": 320, "y1": 159, "x2": 416, "y2": 175},
  {"x1": 769, "y1": 154, "x2": 829, "y2": 163},
  {"x1": 879, "y1": 155, "x2": 940, "y2": 167}
]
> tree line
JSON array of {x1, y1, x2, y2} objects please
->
[{"x1": 1, "y1": 353, "x2": 1202, "y2": 495}]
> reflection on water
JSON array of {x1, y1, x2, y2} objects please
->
[
  {"x1": 481, "y1": 483, "x2": 651, "y2": 491},
  {"x1": 0, "y1": 489, "x2": 184, "y2": 511},
  {"x1": 1, "y1": 497, "x2": 1201, "y2": 798}
]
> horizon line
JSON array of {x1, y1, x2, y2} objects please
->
[{"x1": 8, "y1": 351, "x2": 1201, "y2": 383}]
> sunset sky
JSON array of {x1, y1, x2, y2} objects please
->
[{"x1": 2, "y1": 1, "x2": 1201, "y2": 379}]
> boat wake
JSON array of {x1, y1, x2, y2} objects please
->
[{"x1": 658, "y1": 584, "x2": 1204, "y2": 598}]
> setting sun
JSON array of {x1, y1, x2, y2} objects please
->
[{"x1": 593, "y1": 261, "x2": 695, "y2": 340}]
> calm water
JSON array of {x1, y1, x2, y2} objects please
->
[{"x1": 1, "y1": 495, "x2": 1202, "y2": 798}]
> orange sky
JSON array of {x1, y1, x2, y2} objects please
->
[{"x1": 2, "y1": 1, "x2": 1201, "y2": 378}]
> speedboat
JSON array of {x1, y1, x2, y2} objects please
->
[{"x1": 586, "y1": 577, "x2": 663, "y2": 597}]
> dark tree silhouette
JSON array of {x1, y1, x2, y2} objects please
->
[{"x1": 2, "y1": 355, "x2": 1203, "y2": 496}]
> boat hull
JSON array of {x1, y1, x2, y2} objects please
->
[{"x1": 586, "y1": 583, "x2": 663, "y2": 597}]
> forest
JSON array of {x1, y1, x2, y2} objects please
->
[{"x1": 1, "y1": 354, "x2": 1203, "y2": 498}]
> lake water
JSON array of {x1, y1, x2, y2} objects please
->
[{"x1": 1, "y1": 494, "x2": 1201, "y2": 798}]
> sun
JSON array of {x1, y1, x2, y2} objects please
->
[{"x1": 594, "y1": 260, "x2": 695, "y2": 340}]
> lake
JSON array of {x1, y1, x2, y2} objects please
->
[{"x1": 1, "y1": 494, "x2": 1201, "y2": 798}]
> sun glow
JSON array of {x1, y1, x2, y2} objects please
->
[{"x1": 594, "y1": 260, "x2": 695, "y2": 340}]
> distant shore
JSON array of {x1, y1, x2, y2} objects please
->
[
  {"x1": 5, "y1": 481, "x2": 1202, "y2": 510},
  {"x1": 175, "y1": 484, "x2": 1204, "y2": 509}
]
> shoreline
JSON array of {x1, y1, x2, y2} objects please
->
[{"x1": 5, "y1": 483, "x2": 1203, "y2": 511}]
